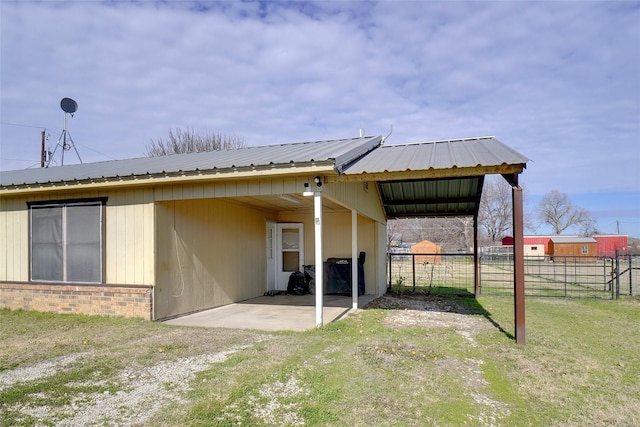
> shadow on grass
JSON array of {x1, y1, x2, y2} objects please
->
[{"x1": 370, "y1": 286, "x2": 514, "y2": 341}]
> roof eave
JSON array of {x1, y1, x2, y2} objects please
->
[{"x1": 0, "y1": 161, "x2": 338, "y2": 196}]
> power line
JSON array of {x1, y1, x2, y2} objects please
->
[{"x1": 0, "y1": 121, "x2": 47, "y2": 130}]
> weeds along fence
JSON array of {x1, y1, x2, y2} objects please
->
[
  {"x1": 387, "y1": 253, "x2": 476, "y2": 296},
  {"x1": 387, "y1": 252, "x2": 640, "y2": 299}
]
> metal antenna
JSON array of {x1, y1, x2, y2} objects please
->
[
  {"x1": 47, "y1": 98, "x2": 82, "y2": 167},
  {"x1": 382, "y1": 124, "x2": 393, "y2": 144}
]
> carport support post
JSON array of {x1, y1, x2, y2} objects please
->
[
  {"x1": 315, "y1": 191, "x2": 324, "y2": 328},
  {"x1": 474, "y1": 214, "x2": 480, "y2": 298},
  {"x1": 503, "y1": 173, "x2": 525, "y2": 345},
  {"x1": 511, "y1": 180, "x2": 526, "y2": 345}
]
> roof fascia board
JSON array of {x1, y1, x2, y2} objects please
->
[
  {"x1": 328, "y1": 164, "x2": 526, "y2": 183},
  {"x1": 0, "y1": 163, "x2": 337, "y2": 196}
]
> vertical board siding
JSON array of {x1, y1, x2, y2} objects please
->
[
  {"x1": 2, "y1": 173, "x2": 388, "y2": 318},
  {"x1": 277, "y1": 210, "x2": 380, "y2": 295},
  {"x1": 1, "y1": 189, "x2": 154, "y2": 285},
  {"x1": 323, "y1": 181, "x2": 386, "y2": 223},
  {"x1": 0, "y1": 197, "x2": 29, "y2": 281},
  {"x1": 154, "y1": 198, "x2": 276, "y2": 320}
]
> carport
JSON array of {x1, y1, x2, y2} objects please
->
[
  {"x1": 166, "y1": 137, "x2": 529, "y2": 342},
  {"x1": 335, "y1": 136, "x2": 529, "y2": 344}
]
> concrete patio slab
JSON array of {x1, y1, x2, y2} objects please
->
[{"x1": 162, "y1": 294, "x2": 377, "y2": 331}]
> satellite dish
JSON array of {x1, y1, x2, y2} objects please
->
[{"x1": 60, "y1": 98, "x2": 78, "y2": 114}]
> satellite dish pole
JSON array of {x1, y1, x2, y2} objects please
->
[{"x1": 47, "y1": 98, "x2": 82, "y2": 167}]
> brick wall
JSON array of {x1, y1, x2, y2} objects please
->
[{"x1": 0, "y1": 282, "x2": 153, "y2": 320}]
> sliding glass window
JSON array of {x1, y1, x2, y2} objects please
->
[{"x1": 29, "y1": 199, "x2": 105, "y2": 283}]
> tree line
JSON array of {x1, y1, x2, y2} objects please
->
[{"x1": 388, "y1": 177, "x2": 597, "y2": 252}]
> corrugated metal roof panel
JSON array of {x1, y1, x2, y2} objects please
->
[
  {"x1": 1, "y1": 136, "x2": 381, "y2": 187},
  {"x1": 342, "y1": 136, "x2": 528, "y2": 175},
  {"x1": 378, "y1": 176, "x2": 483, "y2": 218}
]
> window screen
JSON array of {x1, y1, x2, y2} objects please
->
[{"x1": 30, "y1": 200, "x2": 104, "y2": 283}]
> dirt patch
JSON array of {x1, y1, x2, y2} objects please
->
[{"x1": 364, "y1": 294, "x2": 493, "y2": 338}]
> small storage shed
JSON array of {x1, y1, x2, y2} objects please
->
[
  {"x1": 410, "y1": 240, "x2": 442, "y2": 264},
  {"x1": 548, "y1": 237, "x2": 597, "y2": 261},
  {"x1": 523, "y1": 244, "x2": 544, "y2": 259}
]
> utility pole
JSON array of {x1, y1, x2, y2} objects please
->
[{"x1": 41, "y1": 130, "x2": 45, "y2": 167}]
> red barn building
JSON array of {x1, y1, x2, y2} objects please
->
[
  {"x1": 503, "y1": 235, "x2": 628, "y2": 258},
  {"x1": 592, "y1": 235, "x2": 628, "y2": 258}
]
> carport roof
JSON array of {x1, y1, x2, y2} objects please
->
[{"x1": 339, "y1": 136, "x2": 529, "y2": 219}]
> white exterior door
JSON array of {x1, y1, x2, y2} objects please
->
[{"x1": 275, "y1": 223, "x2": 304, "y2": 291}]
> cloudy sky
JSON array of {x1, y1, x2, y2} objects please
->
[{"x1": 1, "y1": 1, "x2": 639, "y2": 236}]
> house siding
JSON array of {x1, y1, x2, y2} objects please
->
[
  {"x1": 323, "y1": 181, "x2": 386, "y2": 223},
  {"x1": 278, "y1": 210, "x2": 380, "y2": 295},
  {"x1": 0, "y1": 189, "x2": 155, "y2": 286},
  {"x1": 1, "y1": 174, "x2": 387, "y2": 319},
  {"x1": 154, "y1": 198, "x2": 277, "y2": 320},
  {"x1": 0, "y1": 196, "x2": 29, "y2": 282},
  {"x1": 0, "y1": 189, "x2": 155, "y2": 317}
]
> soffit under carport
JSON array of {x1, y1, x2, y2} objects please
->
[
  {"x1": 377, "y1": 176, "x2": 484, "y2": 218},
  {"x1": 339, "y1": 136, "x2": 529, "y2": 219}
]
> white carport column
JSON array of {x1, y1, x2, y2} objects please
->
[
  {"x1": 351, "y1": 209, "x2": 358, "y2": 310},
  {"x1": 314, "y1": 191, "x2": 324, "y2": 328}
]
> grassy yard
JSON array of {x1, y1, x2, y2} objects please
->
[{"x1": 1, "y1": 294, "x2": 639, "y2": 426}]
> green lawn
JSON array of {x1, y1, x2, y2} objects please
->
[{"x1": 1, "y1": 295, "x2": 639, "y2": 426}]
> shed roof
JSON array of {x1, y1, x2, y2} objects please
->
[{"x1": 550, "y1": 237, "x2": 597, "y2": 244}]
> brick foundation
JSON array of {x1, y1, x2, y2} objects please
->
[{"x1": 0, "y1": 282, "x2": 153, "y2": 320}]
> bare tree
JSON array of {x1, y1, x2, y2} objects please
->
[
  {"x1": 536, "y1": 190, "x2": 595, "y2": 235},
  {"x1": 478, "y1": 177, "x2": 512, "y2": 243},
  {"x1": 145, "y1": 128, "x2": 246, "y2": 156},
  {"x1": 386, "y1": 219, "x2": 403, "y2": 253},
  {"x1": 386, "y1": 217, "x2": 473, "y2": 252}
]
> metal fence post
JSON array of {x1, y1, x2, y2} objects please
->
[
  {"x1": 412, "y1": 254, "x2": 416, "y2": 292},
  {"x1": 388, "y1": 253, "x2": 392, "y2": 291},
  {"x1": 629, "y1": 254, "x2": 633, "y2": 296},
  {"x1": 564, "y1": 258, "x2": 567, "y2": 297},
  {"x1": 615, "y1": 250, "x2": 620, "y2": 300}
]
